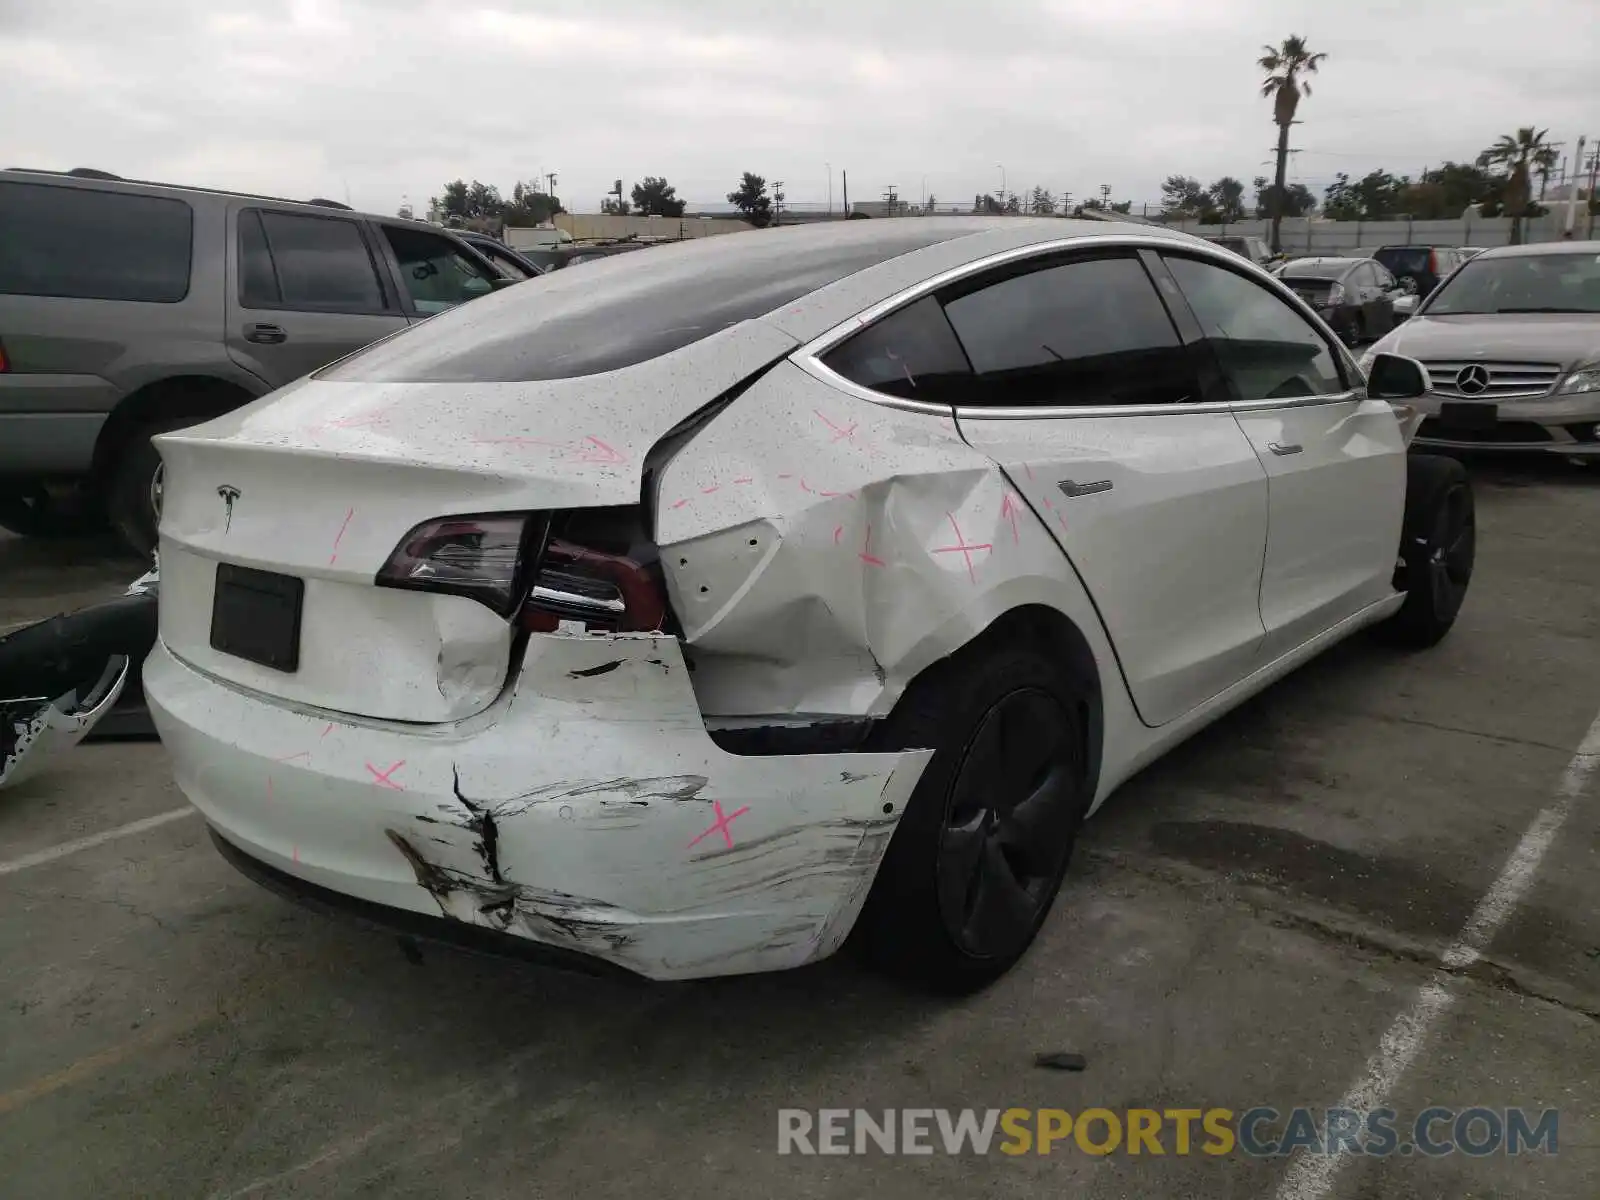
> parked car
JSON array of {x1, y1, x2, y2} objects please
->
[
  {"x1": 1360, "y1": 241, "x2": 1600, "y2": 459},
  {"x1": 452, "y1": 230, "x2": 548, "y2": 281},
  {"x1": 1459, "y1": 246, "x2": 1488, "y2": 260},
  {"x1": 145, "y1": 218, "x2": 1466, "y2": 992},
  {"x1": 1205, "y1": 234, "x2": 1273, "y2": 268},
  {"x1": 1369, "y1": 245, "x2": 1468, "y2": 299},
  {"x1": 0, "y1": 168, "x2": 515, "y2": 553},
  {"x1": 1276, "y1": 256, "x2": 1403, "y2": 345}
]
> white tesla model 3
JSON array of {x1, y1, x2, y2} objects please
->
[{"x1": 144, "y1": 218, "x2": 1472, "y2": 991}]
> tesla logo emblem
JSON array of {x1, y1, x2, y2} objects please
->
[
  {"x1": 1455, "y1": 365, "x2": 1491, "y2": 395},
  {"x1": 217, "y1": 485, "x2": 240, "y2": 532}
]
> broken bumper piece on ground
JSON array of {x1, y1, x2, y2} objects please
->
[
  {"x1": 144, "y1": 629, "x2": 934, "y2": 981},
  {"x1": 1, "y1": 657, "x2": 131, "y2": 791}
]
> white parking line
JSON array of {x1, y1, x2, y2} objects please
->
[
  {"x1": 0, "y1": 807, "x2": 198, "y2": 877},
  {"x1": 1276, "y1": 711, "x2": 1600, "y2": 1200}
]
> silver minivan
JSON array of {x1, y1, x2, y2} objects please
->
[{"x1": 0, "y1": 168, "x2": 515, "y2": 552}]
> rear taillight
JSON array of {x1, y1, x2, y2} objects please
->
[
  {"x1": 0, "y1": 338, "x2": 8, "y2": 372},
  {"x1": 520, "y1": 539, "x2": 666, "y2": 633},
  {"x1": 376, "y1": 514, "x2": 530, "y2": 615},
  {"x1": 377, "y1": 508, "x2": 670, "y2": 633},
  {"x1": 1428, "y1": 249, "x2": 1439, "y2": 275}
]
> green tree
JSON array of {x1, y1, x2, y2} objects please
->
[
  {"x1": 631, "y1": 176, "x2": 686, "y2": 217},
  {"x1": 1161, "y1": 175, "x2": 1216, "y2": 221},
  {"x1": 972, "y1": 193, "x2": 1003, "y2": 214},
  {"x1": 504, "y1": 180, "x2": 562, "y2": 224},
  {"x1": 600, "y1": 197, "x2": 631, "y2": 215},
  {"x1": 1029, "y1": 186, "x2": 1057, "y2": 215},
  {"x1": 1209, "y1": 176, "x2": 1247, "y2": 223},
  {"x1": 727, "y1": 171, "x2": 773, "y2": 226},
  {"x1": 1109, "y1": 200, "x2": 1132, "y2": 214},
  {"x1": 1478, "y1": 127, "x2": 1557, "y2": 242},
  {"x1": 1004, "y1": 193, "x2": 1022, "y2": 215},
  {"x1": 1259, "y1": 35, "x2": 1326, "y2": 252}
]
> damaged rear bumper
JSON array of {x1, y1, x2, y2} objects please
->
[{"x1": 145, "y1": 632, "x2": 932, "y2": 981}]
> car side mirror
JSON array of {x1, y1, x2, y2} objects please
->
[{"x1": 1366, "y1": 353, "x2": 1428, "y2": 399}]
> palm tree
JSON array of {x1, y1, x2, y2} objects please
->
[
  {"x1": 1259, "y1": 35, "x2": 1326, "y2": 253},
  {"x1": 1479, "y1": 127, "x2": 1557, "y2": 243}
]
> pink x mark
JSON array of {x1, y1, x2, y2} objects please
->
[
  {"x1": 365, "y1": 759, "x2": 407, "y2": 791},
  {"x1": 931, "y1": 511, "x2": 992, "y2": 584},
  {"x1": 686, "y1": 799, "x2": 751, "y2": 851}
]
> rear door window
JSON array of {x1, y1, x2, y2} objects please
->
[
  {"x1": 242, "y1": 209, "x2": 387, "y2": 313},
  {"x1": 0, "y1": 180, "x2": 192, "y2": 302},
  {"x1": 940, "y1": 254, "x2": 1200, "y2": 408},
  {"x1": 379, "y1": 225, "x2": 499, "y2": 314}
]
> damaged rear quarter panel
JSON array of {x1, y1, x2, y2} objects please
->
[{"x1": 653, "y1": 360, "x2": 1130, "y2": 727}]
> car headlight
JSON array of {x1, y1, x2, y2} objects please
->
[{"x1": 1557, "y1": 366, "x2": 1600, "y2": 395}]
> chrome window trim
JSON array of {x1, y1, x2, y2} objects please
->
[{"x1": 790, "y1": 232, "x2": 1360, "y2": 420}]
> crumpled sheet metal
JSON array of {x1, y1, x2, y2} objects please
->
[
  {"x1": 145, "y1": 630, "x2": 934, "y2": 979},
  {"x1": 0, "y1": 657, "x2": 130, "y2": 791},
  {"x1": 654, "y1": 360, "x2": 1123, "y2": 723}
]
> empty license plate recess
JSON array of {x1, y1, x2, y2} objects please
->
[
  {"x1": 1438, "y1": 401, "x2": 1499, "y2": 431},
  {"x1": 210, "y1": 563, "x2": 304, "y2": 672}
]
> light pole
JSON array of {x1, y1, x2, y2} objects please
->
[
  {"x1": 825, "y1": 162, "x2": 832, "y2": 217},
  {"x1": 997, "y1": 164, "x2": 1006, "y2": 207}
]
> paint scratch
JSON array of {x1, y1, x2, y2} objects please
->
[{"x1": 328, "y1": 507, "x2": 355, "y2": 565}]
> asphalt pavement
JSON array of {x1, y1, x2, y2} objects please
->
[{"x1": 1, "y1": 460, "x2": 1597, "y2": 1199}]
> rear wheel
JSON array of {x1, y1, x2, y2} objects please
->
[
  {"x1": 106, "y1": 417, "x2": 202, "y2": 556},
  {"x1": 1376, "y1": 454, "x2": 1475, "y2": 648},
  {"x1": 852, "y1": 642, "x2": 1089, "y2": 993}
]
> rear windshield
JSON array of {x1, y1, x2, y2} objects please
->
[
  {"x1": 1374, "y1": 247, "x2": 1432, "y2": 275},
  {"x1": 0, "y1": 180, "x2": 193, "y2": 302},
  {"x1": 319, "y1": 227, "x2": 962, "y2": 382},
  {"x1": 1281, "y1": 261, "x2": 1351, "y2": 281},
  {"x1": 1424, "y1": 252, "x2": 1600, "y2": 315}
]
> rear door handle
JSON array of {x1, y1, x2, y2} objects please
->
[
  {"x1": 1059, "y1": 479, "x2": 1113, "y2": 497},
  {"x1": 1267, "y1": 442, "x2": 1303, "y2": 456},
  {"x1": 245, "y1": 323, "x2": 287, "y2": 345}
]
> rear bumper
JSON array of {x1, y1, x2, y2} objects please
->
[{"x1": 145, "y1": 632, "x2": 931, "y2": 981}]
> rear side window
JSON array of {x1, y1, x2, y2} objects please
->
[
  {"x1": 941, "y1": 256, "x2": 1199, "y2": 408},
  {"x1": 822, "y1": 296, "x2": 971, "y2": 402},
  {"x1": 241, "y1": 209, "x2": 386, "y2": 313},
  {"x1": 378, "y1": 225, "x2": 497, "y2": 314},
  {"x1": 0, "y1": 181, "x2": 192, "y2": 302}
]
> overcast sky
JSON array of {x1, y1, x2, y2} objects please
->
[{"x1": 2, "y1": 0, "x2": 1595, "y2": 216}]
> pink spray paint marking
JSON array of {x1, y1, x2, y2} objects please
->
[
  {"x1": 328, "y1": 507, "x2": 355, "y2": 565},
  {"x1": 473, "y1": 434, "x2": 626, "y2": 466},
  {"x1": 818, "y1": 487, "x2": 857, "y2": 499},
  {"x1": 1024, "y1": 462, "x2": 1036, "y2": 482},
  {"x1": 670, "y1": 498, "x2": 692, "y2": 510},
  {"x1": 733, "y1": 476, "x2": 755, "y2": 485},
  {"x1": 293, "y1": 844, "x2": 300, "y2": 864},
  {"x1": 859, "y1": 524, "x2": 887, "y2": 568},
  {"x1": 931, "y1": 511, "x2": 992, "y2": 584},
  {"x1": 320, "y1": 723, "x2": 335, "y2": 739},
  {"x1": 799, "y1": 478, "x2": 816, "y2": 494},
  {"x1": 686, "y1": 799, "x2": 751, "y2": 851},
  {"x1": 833, "y1": 524, "x2": 844, "y2": 546},
  {"x1": 273, "y1": 750, "x2": 311, "y2": 764},
  {"x1": 701, "y1": 485, "x2": 721, "y2": 495},
  {"x1": 1000, "y1": 493, "x2": 1022, "y2": 545},
  {"x1": 777, "y1": 473, "x2": 794, "y2": 480},
  {"x1": 365, "y1": 760, "x2": 407, "y2": 791}
]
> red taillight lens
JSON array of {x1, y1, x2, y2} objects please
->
[
  {"x1": 520, "y1": 538, "x2": 666, "y2": 633},
  {"x1": 376, "y1": 515, "x2": 530, "y2": 615},
  {"x1": 1428, "y1": 249, "x2": 1439, "y2": 274},
  {"x1": 0, "y1": 338, "x2": 8, "y2": 372}
]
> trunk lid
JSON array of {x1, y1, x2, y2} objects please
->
[{"x1": 154, "y1": 321, "x2": 796, "y2": 723}]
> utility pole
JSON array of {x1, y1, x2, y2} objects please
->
[
  {"x1": 825, "y1": 162, "x2": 832, "y2": 217},
  {"x1": 773, "y1": 180, "x2": 785, "y2": 226},
  {"x1": 882, "y1": 185, "x2": 899, "y2": 218},
  {"x1": 545, "y1": 171, "x2": 558, "y2": 198},
  {"x1": 611, "y1": 178, "x2": 625, "y2": 213},
  {"x1": 1100, "y1": 183, "x2": 1112, "y2": 208},
  {"x1": 1585, "y1": 140, "x2": 1599, "y2": 239},
  {"x1": 842, "y1": 169, "x2": 849, "y2": 217},
  {"x1": 1060, "y1": 191, "x2": 1072, "y2": 214}
]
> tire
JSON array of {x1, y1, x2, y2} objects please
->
[
  {"x1": 105, "y1": 417, "x2": 198, "y2": 557},
  {"x1": 1375, "y1": 454, "x2": 1475, "y2": 649},
  {"x1": 851, "y1": 641, "x2": 1089, "y2": 993}
]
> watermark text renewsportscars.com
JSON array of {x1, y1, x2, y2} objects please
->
[{"x1": 777, "y1": 1107, "x2": 1559, "y2": 1158}]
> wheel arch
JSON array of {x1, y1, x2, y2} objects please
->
[{"x1": 89, "y1": 374, "x2": 259, "y2": 486}]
